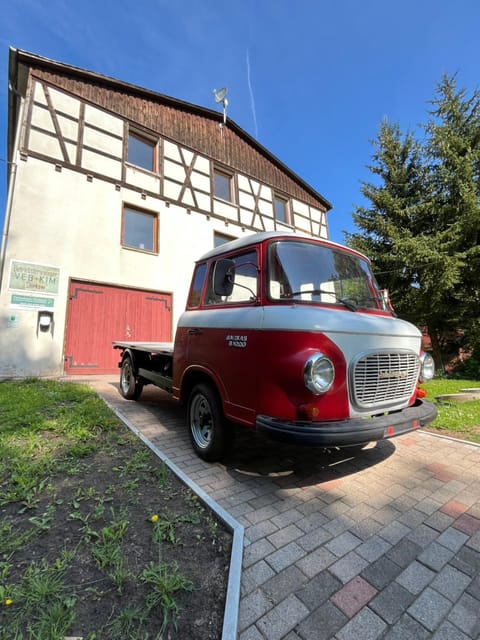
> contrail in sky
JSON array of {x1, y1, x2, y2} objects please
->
[{"x1": 246, "y1": 48, "x2": 258, "y2": 139}]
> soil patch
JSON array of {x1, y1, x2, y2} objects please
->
[{"x1": 0, "y1": 419, "x2": 232, "y2": 639}]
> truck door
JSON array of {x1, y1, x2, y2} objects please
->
[{"x1": 187, "y1": 249, "x2": 263, "y2": 425}]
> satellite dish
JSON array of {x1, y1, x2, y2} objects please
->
[
  {"x1": 213, "y1": 87, "x2": 228, "y2": 103},
  {"x1": 212, "y1": 87, "x2": 229, "y2": 128}
]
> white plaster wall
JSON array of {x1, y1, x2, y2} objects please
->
[
  {"x1": 0, "y1": 157, "x2": 249, "y2": 377},
  {"x1": 84, "y1": 104, "x2": 123, "y2": 136}
]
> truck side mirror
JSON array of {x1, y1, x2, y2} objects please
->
[{"x1": 213, "y1": 259, "x2": 235, "y2": 296}]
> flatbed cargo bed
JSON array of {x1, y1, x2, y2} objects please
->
[{"x1": 113, "y1": 341, "x2": 174, "y2": 356}]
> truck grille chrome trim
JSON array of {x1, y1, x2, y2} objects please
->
[{"x1": 351, "y1": 351, "x2": 420, "y2": 409}]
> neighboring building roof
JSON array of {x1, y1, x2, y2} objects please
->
[{"x1": 7, "y1": 47, "x2": 332, "y2": 212}]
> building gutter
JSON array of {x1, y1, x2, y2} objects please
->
[{"x1": 0, "y1": 51, "x2": 25, "y2": 288}]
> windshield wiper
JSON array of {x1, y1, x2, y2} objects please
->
[{"x1": 284, "y1": 289, "x2": 357, "y2": 311}]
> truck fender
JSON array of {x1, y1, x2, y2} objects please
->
[
  {"x1": 178, "y1": 364, "x2": 228, "y2": 410},
  {"x1": 120, "y1": 348, "x2": 140, "y2": 373},
  {"x1": 118, "y1": 348, "x2": 145, "y2": 400}
]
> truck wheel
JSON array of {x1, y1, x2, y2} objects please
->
[
  {"x1": 119, "y1": 355, "x2": 143, "y2": 400},
  {"x1": 187, "y1": 383, "x2": 230, "y2": 462}
]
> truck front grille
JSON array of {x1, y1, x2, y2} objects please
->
[{"x1": 352, "y1": 351, "x2": 420, "y2": 409}]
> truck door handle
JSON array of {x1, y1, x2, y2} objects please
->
[{"x1": 188, "y1": 328, "x2": 202, "y2": 335}]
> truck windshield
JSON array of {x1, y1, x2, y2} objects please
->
[{"x1": 268, "y1": 240, "x2": 386, "y2": 311}]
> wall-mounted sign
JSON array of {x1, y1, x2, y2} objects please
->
[
  {"x1": 9, "y1": 260, "x2": 60, "y2": 294},
  {"x1": 11, "y1": 294, "x2": 55, "y2": 309}
]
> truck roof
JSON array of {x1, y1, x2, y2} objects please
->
[{"x1": 197, "y1": 231, "x2": 369, "y2": 262}]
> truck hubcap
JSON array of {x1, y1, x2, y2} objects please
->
[
  {"x1": 191, "y1": 395, "x2": 213, "y2": 449},
  {"x1": 121, "y1": 360, "x2": 132, "y2": 393}
]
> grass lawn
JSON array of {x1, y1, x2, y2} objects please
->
[
  {"x1": 0, "y1": 379, "x2": 231, "y2": 640},
  {"x1": 422, "y1": 378, "x2": 480, "y2": 444}
]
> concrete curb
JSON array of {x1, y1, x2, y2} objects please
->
[
  {"x1": 101, "y1": 398, "x2": 244, "y2": 640},
  {"x1": 419, "y1": 429, "x2": 480, "y2": 448}
]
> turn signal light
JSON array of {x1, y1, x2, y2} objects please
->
[{"x1": 297, "y1": 403, "x2": 320, "y2": 420}]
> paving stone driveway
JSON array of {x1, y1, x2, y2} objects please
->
[{"x1": 88, "y1": 378, "x2": 480, "y2": 640}]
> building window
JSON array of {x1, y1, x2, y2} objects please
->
[
  {"x1": 213, "y1": 168, "x2": 234, "y2": 202},
  {"x1": 273, "y1": 194, "x2": 290, "y2": 224},
  {"x1": 127, "y1": 131, "x2": 156, "y2": 171},
  {"x1": 122, "y1": 206, "x2": 157, "y2": 252},
  {"x1": 214, "y1": 232, "x2": 235, "y2": 248}
]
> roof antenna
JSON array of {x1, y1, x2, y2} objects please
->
[{"x1": 213, "y1": 87, "x2": 228, "y2": 128}]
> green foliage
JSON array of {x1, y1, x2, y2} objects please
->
[
  {"x1": 450, "y1": 344, "x2": 480, "y2": 379},
  {"x1": 425, "y1": 378, "x2": 480, "y2": 443},
  {"x1": 0, "y1": 379, "x2": 122, "y2": 507},
  {"x1": 1, "y1": 553, "x2": 76, "y2": 640},
  {"x1": 151, "y1": 511, "x2": 200, "y2": 546},
  {"x1": 0, "y1": 520, "x2": 35, "y2": 555},
  {"x1": 140, "y1": 561, "x2": 194, "y2": 632},
  {"x1": 28, "y1": 504, "x2": 57, "y2": 532},
  {"x1": 103, "y1": 605, "x2": 148, "y2": 639},
  {"x1": 90, "y1": 507, "x2": 129, "y2": 572},
  {"x1": 347, "y1": 75, "x2": 480, "y2": 369}
]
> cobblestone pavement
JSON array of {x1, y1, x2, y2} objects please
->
[{"x1": 86, "y1": 378, "x2": 480, "y2": 640}]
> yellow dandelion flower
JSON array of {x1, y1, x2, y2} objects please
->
[
  {"x1": 150, "y1": 514, "x2": 159, "y2": 523},
  {"x1": 5, "y1": 599, "x2": 12, "y2": 606}
]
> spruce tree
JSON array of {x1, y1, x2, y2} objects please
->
[
  {"x1": 424, "y1": 75, "x2": 480, "y2": 358},
  {"x1": 347, "y1": 75, "x2": 480, "y2": 370}
]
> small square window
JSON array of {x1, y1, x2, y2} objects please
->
[
  {"x1": 122, "y1": 206, "x2": 157, "y2": 252},
  {"x1": 214, "y1": 168, "x2": 233, "y2": 202},
  {"x1": 274, "y1": 195, "x2": 290, "y2": 224},
  {"x1": 127, "y1": 132, "x2": 155, "y2": 171},
  {"x1": 214, "y1": 232, "x2": 235, "y2": 248}
]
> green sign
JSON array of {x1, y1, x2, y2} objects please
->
[
  {"x1": 9, "y1": 261, "x2": 60, "y2": 294},
  {"x1": 11, "y1": 294, "x2": 55, "y2": 309}
]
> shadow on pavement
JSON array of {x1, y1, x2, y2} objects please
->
[
  {"x1": 222, "y1": 427, "x2": 395, "y2": 489},
  {"x1": 108, "y1": 380, "x2": 396, "y2": 489}
]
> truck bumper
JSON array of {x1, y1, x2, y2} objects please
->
[{"x1": 256, "y1": 399, "x2": 438, "y2": 447}]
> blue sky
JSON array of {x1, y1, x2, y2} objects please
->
[{"x1": 1, "y1": 0, "x2": 479, "y2": 244}]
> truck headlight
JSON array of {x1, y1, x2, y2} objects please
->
[
  {"x1": 419, "y1": 352, "x2": 435, "y2": 381},
  {"x1": 304, "y1": 353, "x2": 335, "y2": 394}
]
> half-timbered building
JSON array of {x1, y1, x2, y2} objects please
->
[{"x1": 0, "y1": 48, "x2": 331, "y2": 376}]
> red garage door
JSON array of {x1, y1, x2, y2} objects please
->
[{"x1": 64, "y1": 281, "x2": 172, "y2": 374}]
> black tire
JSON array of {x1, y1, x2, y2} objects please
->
[
  {"x1": 187, "y1": 383, "x2": 231, "y2": 462},
  {"x1": 119, "y1": 355, "x2": 144, "y2": 400}
]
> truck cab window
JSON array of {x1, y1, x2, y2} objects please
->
[
  {"x1": 206, "y1": 250, "x2": 258, "y2": 305},
  {"x1": 268, "y1": 240, "x2": 384, "y2": 310},
  {"x1": 187, "y1": 263, "x2": 207, "y2": 307}
]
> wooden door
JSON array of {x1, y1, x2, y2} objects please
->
[{"x1": 64, "y1": 281, "x2": 172, "y2": 374}]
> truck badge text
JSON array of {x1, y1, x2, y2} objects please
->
[{"x1": 226, "y1": 334, "x2": 247, "y2": 348}]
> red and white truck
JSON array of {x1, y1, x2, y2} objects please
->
[{"x1": 114, "y1": 231, "x2": 437, "y2": 461}]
